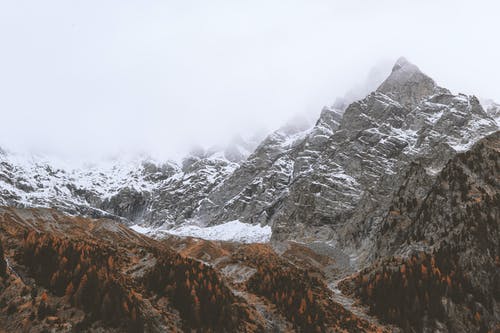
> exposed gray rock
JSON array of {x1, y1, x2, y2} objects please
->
[
  {"x1": 195, "y1": 107, "x2": 342, "y2": 226},
  {"x1": 144, "y1": 155, "x2": 239, "y2": 226},
  {"x1": 0, "y1": 58, "x2": 498, "y2": 251},
  {"x1": 101, "y1": 187, "x2": 150, "y2": 222},
  {"x1": 377, "y1": 57, "x2": 449, "y2": 104},
  {"x1": 0, "y1": 139, "x2": 255, "y2": 226},
  {"x1": 268, "y1": 59, "x2": 497, "y2": 262}
]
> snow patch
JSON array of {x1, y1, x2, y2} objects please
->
[
  {"x1": 130, "y1": 224, "x2": 155, "y2": 234},
  {"x1": 131, "y1": 220, "x2": 272, "y2": 243}
]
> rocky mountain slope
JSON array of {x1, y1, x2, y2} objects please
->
[
  {"x1": 0, "y1": 137, "x2": 262, "y2": 227},
  {"x1": 193, "y1": 58, "x2": 498, "y2": 261},
  {"x1": 0, "y1": 57, "x2": 499, "y2": 332},
  {"x1": 270, "y1": 58, "x2": 497, "y2": 252},
  {"x1": 340, "y1": 131, "x2": 500, "y2": 332},
  {"x1": 1, "y1": 131, "x2": 497, "y2": 332},
  {"x1": 195, "y1": 108, "x2": 342, "y2": 226},
  {"x1": 1, "y1": 59, "x2": 497, "y2": 248},
  {"x1": 0, "y1": 206, "x2": 388, "y2": 332}
]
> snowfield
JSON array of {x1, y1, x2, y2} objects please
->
[{"x1": 130, "y1": 220, "x2": 272, "y2": 243}]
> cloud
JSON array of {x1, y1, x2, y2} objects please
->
[{"x1": 0, "y1": 0, "x2": 498, "y2": 160}]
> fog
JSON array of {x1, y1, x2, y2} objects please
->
[{"x1": 0, "y1": 0, "x2": 499, "y2": 161}]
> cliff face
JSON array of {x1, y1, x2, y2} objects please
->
[
  {"x1": 266, "y1": 59, "x2": 497, "y2": 258},
  {"x1": 195, "y1": 109, "x2": 341, "y2": 226},
  {"x1": 192, "y1": 58, "x2": 498, "y2": 260}
]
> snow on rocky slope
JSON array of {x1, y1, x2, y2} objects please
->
[
  {"x1": 194, "y1": 112, "x2": 332, "y2": 226},
  {"x1": 0, "y1": 57, "x2": 498, "y2": 247},
  {"x1": 268, "y1": 58, "x2": 498, "y2": 260},
  {"x1": 185, "y1": 58, "x2": 498, "y2": 254},
  {"x1": 0, "y1": 152, "x2": 171, "y2": 220},
  {"x1": 131, "y1": 219, "x2": 272, "y2": 243},
  {"x1": 0, "y1": 138, "x2": 260, "y2": 230}
]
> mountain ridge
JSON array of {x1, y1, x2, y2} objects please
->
[
  {"x1": 0, "y1": 57, "x2": 498, "y2": 247},
  {"x1": 1, "y1": 57, "x2": 499, "y2": 332}
]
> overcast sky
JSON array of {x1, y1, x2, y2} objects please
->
[{"x1": 0, "y1": 0, "x2": 499, "y2": 160}]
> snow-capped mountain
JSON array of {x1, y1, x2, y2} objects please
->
[
  {"x1": 0, "y1": 57, "x2": 498, "y2": 248},
  {"x1": 0, "y1": 152, "x2": 172, "y2": 220},
  {"x1": 194, "y1": 111, "x2": 337, "y2": 226},
  {"x1": 1, "y1": 57, "x2": 499, "y2": 332},
  {"x1": 189, "y1": 57, "x2": 498, "y2": 255},
  {"x1": 0, "y1": 137, "x2": 261, "y2": 226}
]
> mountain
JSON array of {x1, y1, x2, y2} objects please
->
[
  {"x1": 274, "y1": 59, "x2": 496, "y2": 252},
  {"x1": 195, "y1": 110, "x2": 341, "y2": 226},
  {"x1": 0, "y1": 57, "x2": 498, "y2": 248},
  {"x1": 0, "y1": 206, "x2": 388, "y2": 332},
  {"x1": 0, "y1": 153, "x2": 174, "y2": 221},
  {"x1": 0, "y1": 57, "x2": 499, "y2": 332},
  {"x1": 340, "y1": 131, "x2": 500, "y2": 332},
  {"x1": 192, "y1": 57, "x2": 498, "y2": 263},
  {"x1": 0, "y1": 135, "x2": 262, "y2": 228}
]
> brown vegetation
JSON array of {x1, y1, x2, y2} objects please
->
[
  {"x1": 236, "y1": 245, "x2": 386, "y2": 332},
  {"x1": 345, "y1": 246, "x2": 499, "y2": 332},
  {"x1": 21, "y1": 231, "x2": 144, "y2": 331},
  {"x1": 144, "y1": 250, "x2": 259, "y2": 332}
]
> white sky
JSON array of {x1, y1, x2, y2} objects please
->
[{"x1": 0, "y1": 0, "x2": 499, "y2": 160}]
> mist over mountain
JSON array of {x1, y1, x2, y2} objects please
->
[
  {"x1": 1, "y1": 56, "x2": 499, "y2": 331},
  {"x1": 1, "y1": 1, "x2": 500, "y2": 332},
  {"x1": 1, "y1": 1, "x2": 500, "y2": 160}
]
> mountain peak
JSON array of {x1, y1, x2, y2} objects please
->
[
  {"x1": 392, "y1": 56, "x2": 411, "y2": 71},
  {"x1": 377, "y1": 57, "x2": 448, "y2": 106}
]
